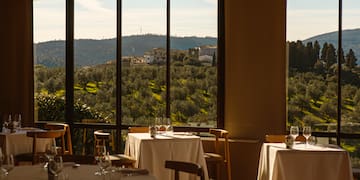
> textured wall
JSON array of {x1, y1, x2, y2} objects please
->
[{"x1": 224, "y1": 0, "x2": 287, "y2": 179}]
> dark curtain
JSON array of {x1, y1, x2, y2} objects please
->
[{"x1": 0, "y1": 0, "x2": 34, "y2": 126}]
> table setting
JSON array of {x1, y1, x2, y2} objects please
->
[
  {"x1": 125, "y1": 119, "x2": 209, "y2": 180},
  {"x1": 2, "y1": 142, "x2": 156, "y2": 180},
  {"x1": 257, "y1": 125, "x2": 353, "y2": 180}
]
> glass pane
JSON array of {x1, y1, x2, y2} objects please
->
[
  {"x1": 74, "y1": 0, "x2": 116, "y2": 124},
  {"x1": 287, "y1": 0, "x2": 338, "y2": 133},
  {"x1": 73, "y1": 127, "x2": 118, "y2": 155},
  {"x1": 341, "y1": 139, "x2": 360, "y2": 168},
  {"x1": 341, "y1": 0, "x2": 360, "y2": 133},
  {"x1": 170, "y1": 0, "x2": 218, "y2": 127},
  {"x1": 121, "y1": 0, "x2": 166, "y2": 126},
  {"x1": 33, "y1": 0, "x2": 66, "y2": 122},
  {"x1": 341, "y1": 0, "x2": 360, "y2": 168}
]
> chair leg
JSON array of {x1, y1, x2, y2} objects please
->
[
  {"x1": 82, "y1": 128, "x2": 87, "y2": 155},
  {"x1": 216, "y1": 163, "x2": 221, "y2": 180},
  {"x1": 226, "y1": 162, "x2": 232, "y2": 180}
]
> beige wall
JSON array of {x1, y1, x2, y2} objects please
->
[
  {"x1": 0, "y1": 0, "x2": 288, "y2": 179},
  {"x1": 224, "y1": 0, "x2": 287, "y2": 179}
]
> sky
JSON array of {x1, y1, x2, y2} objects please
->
[
  {"x1": 33, "y1": 0, "x2": 217, "y2": 43},
  {"x1": 287, "y1": 0, "x2": 360, "y2": 41}
]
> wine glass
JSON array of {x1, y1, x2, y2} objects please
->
[
  {"x1": 289, "y1": 126, "x2": 299, "y2": 141},
  {"x1": 2, "y1": 154, "x2": 14, "y2": 176},
  {"x1": 44, "y1": 143, "x2": 57, "y2": 168},
  {"x1": 94, "y1": 145, "x2": 107, "y2": 176},
  {"x1": 165, "y1": 118, "x2": 173, "y2": 135},
  {"x1": 99, "y1": 152, "x2": 112, "y2": 175},
  {"x1": 48, "y1": 156, "x2": 63, "y2": 177},
  {"x1": 303, "y1": 126, "x2": 312, "y2": 147}
]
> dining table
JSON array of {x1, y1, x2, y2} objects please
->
[
  {"x1": 5, "y1": 163, "x2": 157, "y2": 180},
  {"x1": 0, "y1": 127, "x2": 52, "y2": 156},
  {"x1": 257, "y1": 142, "x2": 353, "y2": 180},
  {"x1": 125, "y1": 132, "x2": 209, "y2": 180}
]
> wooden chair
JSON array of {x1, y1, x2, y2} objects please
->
[
  {"x1": 82, "y1": 119, "x2": 99, "y2": 155},
  {"x1": 93, "y1": 130, "x2": 136, "y2": 168},
  {"x1": 204, "y1": 129, "x2": 231, "y2": 180},
  {"x1": 128, "y1": 126, "x2": 149, "y2": 133},
  {"x1": 265, "y1": 134, "x2": 306, "y2": 143},
  {"x1": 44, "y1": 123, "x2": 73, "y2": 155},
  {"x1": 165, "y1": 160, "x2": 205, "y2": 180},
  {"x1": 15, "y1": 129, "x2": 66, "y2": 165}
]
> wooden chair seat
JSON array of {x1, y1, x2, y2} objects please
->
[
  {"x1": 204, "y1": 128, "x2": 232, "y2": 180},
  {"x1": 108, "y1": 154, "x2": 136, "y2": 167},
  {"x1": 204, "y1": 152, "x2": 223, "y2": 162},
  {"x1": 128, "y1": 126, "x2": 149, "y2": 133},
  {"x1": 15, "y1": 129, "x2": 66, "y2": 165},
  {"x1": 44, "y1": 123, "x2": 73, "y2": 155},
  {"x1": 94, "y1": 130, "x2": 136, "y2": 168},
  {"x1": 165, "y1": 160, "x2": 205, "y2": 180},
  {"x1": 265, "y1": 134, "x2": 306, "y2": 143}
]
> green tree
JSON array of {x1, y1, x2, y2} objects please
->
[
  {"x1": 320, "y1": 42, "x2": 328, "y2": 61},
  {"x1": 324, "y1": 44, "x2": 337, "y2": 70},
  {"x1": 345, "y1": 49, "x2": 357, "y2": 69}
]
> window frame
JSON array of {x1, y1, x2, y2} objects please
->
[
  {"x1": 33, "y1": 0, "x2": 225, "y2": 153},
  {"x1": 286, "y1": 0, "x2": 360, "y2": 145}
]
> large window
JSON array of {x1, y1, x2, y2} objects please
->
[
  {"x1": 33, "y1": 0, "x2": 224, "y2": 154},
  {"x1": 33, "y1": 0, "x2": 66, "y2": 121},
  {"x1": 287, "y1": 0, "x2": 360, "y2": 167}
]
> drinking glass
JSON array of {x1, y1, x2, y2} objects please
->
[
  {"x1": 303, "y1": 126, "x2": 312, "y2": 146},
  {"x1": 94, "y1": 145, "x2": 107, "y2": 176},
  {"x1": 48, "y1": 156, "x2": 63, "y2": 177},
  {"x1": 99, "y1": 152, "x2": 112, "y2": 175},
  {"x1": 289, "y1": 126, "x2": 299, "y2": 141},
  {"x1": 165, "y1": 118, "x2": 173, "y2": 135},
  {"x1": 1, "y1": 154, "x2": 14, "y2": 176},
  {"x1": 44, "y1": 143, "x2": 57, "y2": 168},
  {"x1": 155, "y1": 117, "x2": 166, "y2": 134}
]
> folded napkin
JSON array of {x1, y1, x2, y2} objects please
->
[{"x1": 116, "y1": 168, "x2": 149, "y2": 176}]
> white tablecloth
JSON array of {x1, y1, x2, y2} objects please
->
[
  {"x1": 257, "y1": 143, "x2": 353, "y2": 180},
  {"x1": 0, "y1": 129, "x2": 52, "y2": 156},
  {"x1": 6, "y1": 164, "x2": 156, "y2": 180},
  {"x1": 125, "y1": 133, "x2": 209, "y2": 180}
]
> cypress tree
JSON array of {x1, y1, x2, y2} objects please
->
[{"x1": 345, "y1": 49, "x2": 357, "y2": 69}]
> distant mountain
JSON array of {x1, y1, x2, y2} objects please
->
[
  {"x1": 34, "y1": 34, "x2": 217, "y2": 67},
  {"x1": 303, "y1": 28, "x2": 360, "y2": 62}
]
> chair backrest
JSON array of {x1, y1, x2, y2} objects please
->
[
  {"x1": 44, "y1": 123, "x2": 73, "y2": 155},
  {"x1": 210, "y1": 129, "x2": 230, "y2": 162},
  {"x1": 26, "y1": 129, "x2": 66, "y2": 164},
  {"x1": 93, "y1": 130, "x2": 112, "y2": 155},
  {"x1": 165, "y1": 160, "x2": 205, "y2": 180},
  {"x1": 128, "y1": 126, "x2": 149, "y2": 133},
  {"x1": 209, "y1": 128, "x2": 232, "y2": 180},
  {"x1": 81, "y1": 119, "x2": 99, "y2": 155},
  {"x1": 265, "y1": 134, "x2": 306, "y2": 143}
]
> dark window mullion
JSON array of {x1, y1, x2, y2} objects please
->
[
  {"x1": 116, "y1": 0, "x2": 122, "y2": 153},
  {"x1": 337, "y1": 0, "x2": 342, "y2": 145},
  {"x1": 217, "y1": 0, "x2": 225, "y2": 129},
  {"x1": 66, "y1": 0, "x2": 74, "y2": 125},
  {"x1": 166, "y1": 0, "x2": 171, "y2": 118},
  {"x1": 66, "y1": 0, "x2": 75, "y2": 148}
]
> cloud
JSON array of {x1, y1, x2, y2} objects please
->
[
  {"x1": 203, "y1": 0, "x2": 217, "y2": 6},
  {"x1": 76, "y1": 0, "x2": 113, "y2": 15}
]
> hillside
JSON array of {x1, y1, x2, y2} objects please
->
[
  {"x1": 304, "y1": 28, "x2": 360, "y2": 62},
  {"x1": 34, "y1": 34, "x2": 217, "y2": 67}
]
